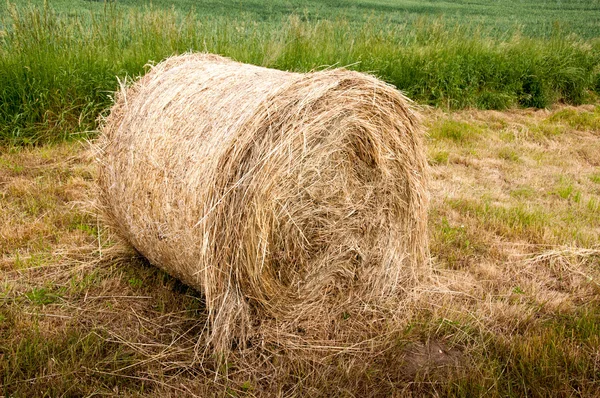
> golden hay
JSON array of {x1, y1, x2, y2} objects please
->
[{"x1": 96, "y1": 53, "x2": 428, "y2": 353}]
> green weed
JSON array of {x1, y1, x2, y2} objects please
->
[
  {"x1": 127, "y1": 277, "x2": 143, "y2": 289},
  {"x1": 24, "y1": 287, "x2": 61, "y2": 305},
  {"x1": 430, "y1": 150, "x2": 450, "y2": 165},
  {"x1": 1, "y1": 329, "x2": 142, "y2": 396},
  {"x1": 549, "y1": 107, "x2": 600, "y2": 131},
  {"x1": 510, "y1": 186, "x2": 536, "y2": 199},
  {"x1": 512, "y1": 286, "x2": 525, "y2": 294},
  {"x1": 69, "y1": 270, "x2": 101, "y2": 294},
  {"x1": 552, "y1": 178, "x2": 582, "y2": 202},
  {"x1": 498, "y1": 147, "x2": 520, "y2": 162},
  {"x1": 587, "y1": 198, "x2": 600, "y2": 214}
]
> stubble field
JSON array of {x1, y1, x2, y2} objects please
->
[{"x1": 2, "y1": 105, "x2": 599, "y2": 396}]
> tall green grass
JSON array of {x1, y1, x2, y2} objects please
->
[{"x1": 1, "y1": 2, "x2": 600, "y2": 144}]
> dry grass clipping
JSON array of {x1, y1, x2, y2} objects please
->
[{"x1": 95, "y1": 53, "x2": 429, "y2": 354}]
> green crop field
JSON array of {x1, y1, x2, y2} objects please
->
[
  {"x1": 1, "y1": 0, "x2": 600, "y2": 144},
  {"x1": 1, "y1": 1, "x2": 600, "y2": 397},
  {"x1": 4, "y1": 0, "x2": 600, "y2": 38}
]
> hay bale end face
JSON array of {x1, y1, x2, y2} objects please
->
[{"x1": 96, "y1": 53, "x2": 428, "y2": 352}]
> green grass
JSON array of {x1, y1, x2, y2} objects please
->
[
  {"x1": 1, "y1": 2, "x2": 600, "y2": 144},
  {"x1": 429, "y1": 119, "x2": 483, "y2": 143},
  {"x1": 4, "y1": 0, "x2": 600, "y2": 39},
  {"x1": 484, "y1": 309, "x2": 600, "y2": 397},
  {"x1": 1, "y1": 328, "x2": 143, "y2": 396},
  {"x1": 510, "y1": 186, "x2": 536, "y2": 199},
  {"x1": 549, "y1": 106, "x2": 600, "y2": 130},
  {"x1": 552, "y1": 178, "x2": 582, "y2": 202},
  {"x1": 24, "y1": 286, "x2": 62, "y2": 305},
  {"x1": 429, "y1": 150, "x2": 449, "y2": 165},
  {"x1": 498, "y1": 147, "x2": 520, "y2": 162},
  {"x1": 450, "y1": 199, "x2": 550, "y2": 242}
]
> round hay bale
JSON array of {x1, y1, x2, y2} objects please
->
[{"x1": 96, "y1": 53, "x2": 428, "y2": 352}]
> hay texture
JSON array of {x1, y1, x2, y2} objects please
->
[{"x1": 96, "y1": 53, "x2": 428, "y2": 352}]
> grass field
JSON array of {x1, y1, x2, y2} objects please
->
[
  {"x1": 1, "y1": 0, "x2": 600, "y2": 396},
  {"x1": 2, "y1": 105, "x2": 599, "y2": 396},
  {"x1": 4, "y1": 0, "x2": 600, "y2": 38},
  {"x1": 1, "y1": 1, "x2": 600, "y2": 144}
]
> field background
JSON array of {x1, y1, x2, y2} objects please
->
[
  {"x1": 1, "y1": 1, "x2": 600, "y2": 397},
  {"x1": 3, "y1": 0, "x2": 600, "y2": 37},
  {"x1": 2, "y1": 0, "x2": 600, "y2": 144}
]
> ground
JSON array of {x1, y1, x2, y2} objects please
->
[{"x1": 1, "y1": 105, "x2": 599, "y2": 396}]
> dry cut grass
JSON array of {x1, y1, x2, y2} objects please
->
[{"x1": 1, "y1": 104, "x2": 599, "y2": 397}]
